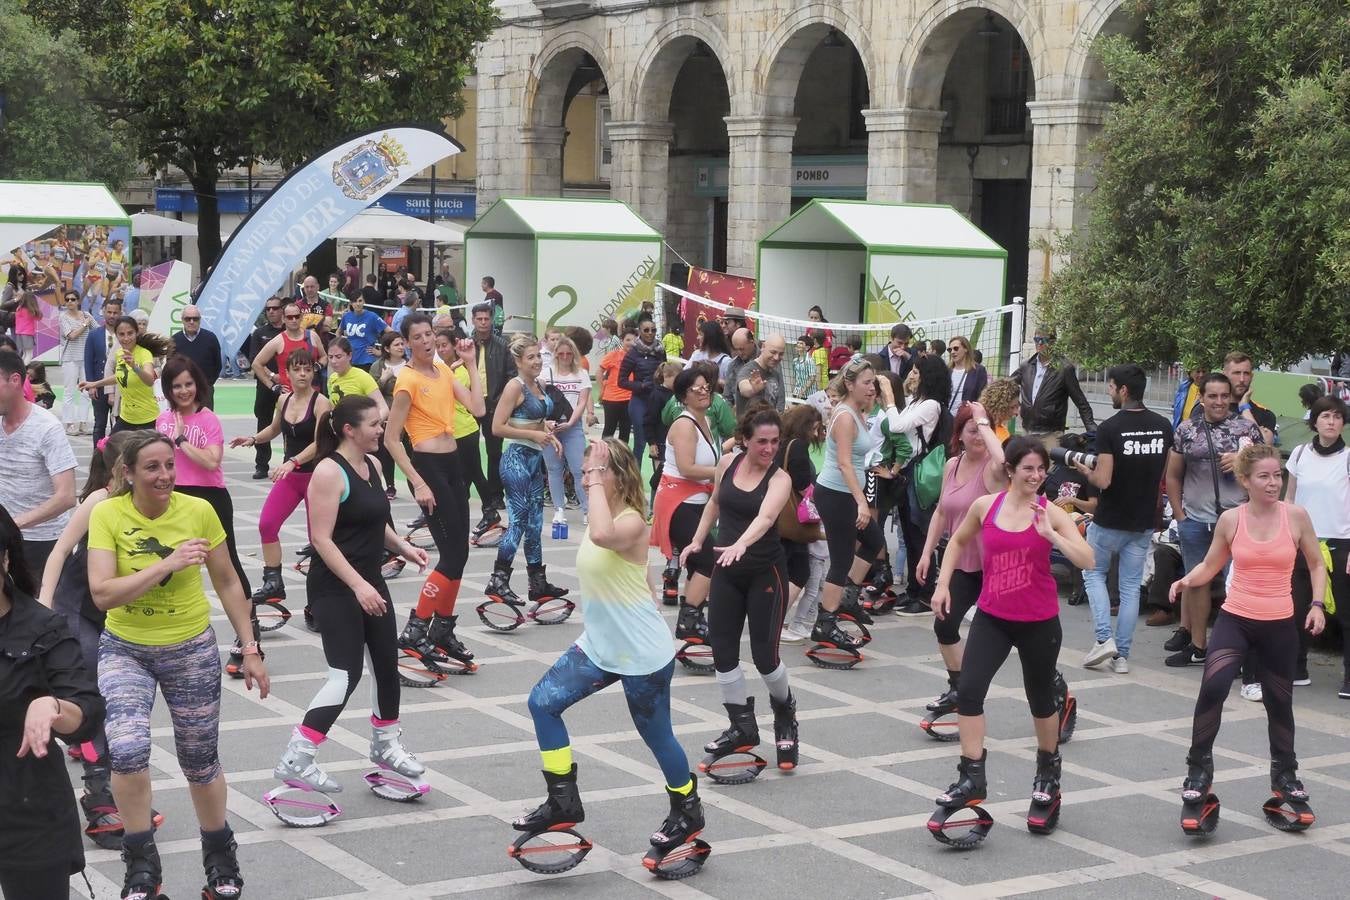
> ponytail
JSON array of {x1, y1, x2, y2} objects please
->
[{"x1": 315, "y1": 395, "x2": 378, "y2": 460}]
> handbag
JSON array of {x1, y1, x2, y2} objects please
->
[{"x1": 777, "y1": 440, "x2": 825, "y2": 543}]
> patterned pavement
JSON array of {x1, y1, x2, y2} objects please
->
[{"x1": 66, "y1": 418, "x2": 1350, "y2": 899}]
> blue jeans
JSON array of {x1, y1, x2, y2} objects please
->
[
  {"x1": 543, "y1": 423, "x2": 588, "y2": 513},
  {"x1": 1084, "y1": 524, "x2": 1151, "y2": 658},
  {"x1": 628, "y1": 394, "x2": 649, "y2": 464}
]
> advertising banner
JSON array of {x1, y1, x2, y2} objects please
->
[
  {"x1": 143, "y1": 261, "x2": 194, "y2": 338},
  {"x1": 194, "y1": 125, "x2": 462, "y2": 353},
  {"x1": 680, "y1": 266, "x2": 757, "y2": 349},
  {"x1": 534, "y1": 239, "x2": 661, "y2": 336}
]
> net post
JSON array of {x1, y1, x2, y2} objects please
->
[
  {"x1": 1009, "y1": 296, "x2": 1026, "y2": 373},
  {"x1": 654, "y1": 286, "x2": 668, "y2": 340}
]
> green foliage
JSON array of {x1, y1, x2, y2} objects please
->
[
  {"x1": 24, "y1": 0, "x2": 498, "y2": 266},
  {"x1": 1041, "y1": 0, "x2": 1350, "y2": 369},
  {"x1": 0, "y1": 0, "x2": 137, "y2": 185}
]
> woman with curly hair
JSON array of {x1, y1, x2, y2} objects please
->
[{"x1": 979, "y1": 377, "x2": 1021, "y2": 443}]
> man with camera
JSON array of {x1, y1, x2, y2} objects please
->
[{"x1": 1073, "y1": 365, "x2": 1173, "y2": 674}]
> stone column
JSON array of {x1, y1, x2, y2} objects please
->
[
  {"x1": 862, "y1": 107, "x2": 945, "y2": 203},
  {"x1": 607, "y1": 121, "x2": 674, "y2": 236},
  {"x1": 723, "y1": 115, "x2": 798, "y2": 276},
  {"x1": 520, "y1": 125, "x2": 566, "y2": 197}
]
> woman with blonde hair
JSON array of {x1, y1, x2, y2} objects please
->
[
  {"x1": 542, "y1": 334, "x2": 592, "y2": 526},
  {"x1": 946, "y1": 335, "x2": 986, "y2": 414}
]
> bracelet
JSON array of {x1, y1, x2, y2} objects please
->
[
  {"x1": 51, "y1": 697, "x2": 61, "y2": 716},
  {"x1": 582, "y1": 466, "x2": 607, "y2": 474},
  {"x1": 1312, "y1": 600, "x2": 1325, "y2": 609}
]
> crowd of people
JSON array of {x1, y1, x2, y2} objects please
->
[{"x1": 0, "y1": 283, "x2": 1347, "y2": 898}]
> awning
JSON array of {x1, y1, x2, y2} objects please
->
[
  {"x1": 129, "y1": 211, "x2": 200, "y2": 238},
  {"x1": 332, "y1": 208, "x2": 466, "y2": 244}
]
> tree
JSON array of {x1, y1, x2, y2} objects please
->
[
  {"x1": 25, "y1": 0, "x2": 499, "y2": 268},
  {"x1": 0, "y1": 0, "x2": 137, "y2": 184},
  {"x1": 1040, "y1": 0, "x2": 1350, "y2": 369}
]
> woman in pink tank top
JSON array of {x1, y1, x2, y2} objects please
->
[
  {"x1": 1169, "y1": 444, "x2": 1326, "y2": 832},
  {"x1": 926, "y1": 437, "x2": 1094, "y2": 842},
  {"x1": 913, "y1": 402, "x2": 1007, "y2": 735}
]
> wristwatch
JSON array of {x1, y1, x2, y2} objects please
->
[
  {"x1": 975, "y1": 418, "x2": 991, "y2": 427},
  {"x1": 174, "y1": 435, "x2": 187, "y2": 446}
]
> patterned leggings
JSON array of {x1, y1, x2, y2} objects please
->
[
  {"x1": 528, "y1": 645, "x2": 688, "y2": 788},
  {"x1": 497, "y1": 442, "x2": 545, "y2": 567},
  {"x1": 99, "y1": 627, "x2": 223, "y2": 783}
]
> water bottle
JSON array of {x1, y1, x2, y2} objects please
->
[
  {"x1": 551, "y1": 519, "x2": 561, "y2": 540},
  {"x1": 558, "y1": 519, "x2": 569, "y2": 540}
]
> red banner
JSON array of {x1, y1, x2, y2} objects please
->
[{"x1": 680, "y1": 267, "x2": 757, "y2": 353}]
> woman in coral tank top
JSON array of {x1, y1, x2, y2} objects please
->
[{"x1": 1169, "y1": 443, "x2": 1326, "y2": 833}]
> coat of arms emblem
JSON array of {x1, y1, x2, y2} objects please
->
[{"x1": 332, "y1": 134, "x2": 412, "y2": 200}]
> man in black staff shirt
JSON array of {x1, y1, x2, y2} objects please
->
[
  {"x1": 1074, "y1": 364, "x2": 1173, "y2": 674},
  {"x1": 246, "y1": 297, "x2": 285, "y2": 479}
]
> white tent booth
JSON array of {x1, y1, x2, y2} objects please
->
[
  {"x1": 1, "y1": 181, "x2": 132, "y2": 255},
  {"x1": 464, "y1": 198, "x2": 662, "y2": 333},
  {"x1": 757, "y1": 199, "x2": 1008, "y2": 326}
]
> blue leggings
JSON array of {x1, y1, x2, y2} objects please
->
[
  {"x1": 528, "y1": 645, "x2": 689, "y2": 788},
  {"x1": 498, "y1": 442, "x2": 545, "y2": 567}
]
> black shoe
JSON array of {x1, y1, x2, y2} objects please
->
[
  {"x1": 473, "y1": 509, "x2": 501, "y2": 534},
  {"x1": 385, "y1": 485, "x2": 397, "y2": 501},
  {"x1": 408, "y1": 512, "x2": 429, "y2": 530},
  {"x1": 1165, "y1": 645, "x2": 1206, "y2": 667},
  {"x1": 1164, "y1": 627, "x2": 1192, "y2": 652},
  {"x1": 1339, "y1": 678, "x2": 1350, "y2": 700},
  {"x1": 252, "y1": 467, "x2": 269, "y2": 480},
  {"x1": 895, "y1": 597, "x2": 933, "y2": 617}
]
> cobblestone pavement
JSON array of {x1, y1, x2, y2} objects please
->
[{"x1": 68, "y1": 421, "x2": 1350, "y2": 899}]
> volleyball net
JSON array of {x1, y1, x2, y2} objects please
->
[{"x1": 656, "y1": 282, "x2": 1025, "y2": 398}]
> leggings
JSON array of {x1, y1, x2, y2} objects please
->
[
  {"x1": 0, "y1": 864, "x2": 74, "y2": 900},
  {"x1": 528, "y1": 645, "x2": 688, "y2": 788},
  {"x1": 301, "y1": 569, "x2": 400, "y2": 735},
  {"x1": 956, "y1": 610, "x2": 1061, "y2": 718},
  {"x1": 671, "y1": 500, "x2": 714, "y2": 578},
  {"x1": 376, "y1": 442, "x2": 397, "y2": 492},
  {"x1": 708, "y1": 558, "x2": 788, "y2": 675},
  {"x1": 410, "y1": 449, "x2": 470, "y2": 580},
  {"x1": 177, "y1": 485, "x2": 251, "y2": 597},
  {"x1": 543, "y1": 424, "x2": 589, "y2": 513},
  {"x1": 602, "y1": 398, "x2": 631, "y2": 442},
  {"x1": 258, "y1": 469, "x2": 313, "y2": 544},
  {"x1": 935, "y1": 569, "x2": 983, "y2": 646},
  {"x1": 813, "y1": 482, "x2": 886, "y2": 586},
  {"x1": 98, "y1": 627, "x2": 222, "y2": 783},
  {"x1": 111, "y1": 416, "x2": 156, "y2": 434},
  {"x1": 1190, "y1": 611, "x2": 1297, "y2": 761},
  {"x1": 497, "y1": 442, "x2": 545, "y2": 567},
  {"x1": 628, "y1": 395, "x2": 650, "y2": 463},
  {"x1": 454, "y1": 429, "x2": 488, "y2": 506}
]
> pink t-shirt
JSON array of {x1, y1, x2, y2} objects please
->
[
  {"x1": 14, "y1": 307, "x2": 38, "y2": 336},
  {"x1": 156, "y1": 408, "x2": 225, "y2": 489},
  {"x1": 977, "y1": 492, "x2": 1059, "y2": 622}
]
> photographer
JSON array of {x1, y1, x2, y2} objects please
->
[{"x1": 1074, "y1": 365, "x2": 1173, "y2": 674}]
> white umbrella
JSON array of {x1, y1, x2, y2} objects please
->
[
  {"x1": 130, "y1": 211, "x2": 200, "y2": 238},
  {"x1": 331, "y1": 208, "x2": 466, "y2": 244}
]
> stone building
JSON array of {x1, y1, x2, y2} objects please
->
[{"x1": 476, "y1": 0, "x2": 1139, "y2": 316}]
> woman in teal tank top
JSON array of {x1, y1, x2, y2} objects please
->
[{"x1": 511, "y1": 438, "x2": 709, "y2": 875}]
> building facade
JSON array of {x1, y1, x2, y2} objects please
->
[{"x1": 476, "y1": 0, "x2": 1137, "y2": 315}]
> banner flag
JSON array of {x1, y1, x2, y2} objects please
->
[
  {"x1": 195, "y1": 125, "x2": 463, "y2": 352},
  {"x1": 679, "y1": 266, "x2": 756, "y2": 349},
  {"x1": 144, "y1": 261, "x2": 194, "y2": 338}
]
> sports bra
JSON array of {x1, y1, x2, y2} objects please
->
[
  {"x1": 281, "y1": 392, "x2": 319, "y2": 472},
  {"x1": 505, "y1": 377, "x2": 553, "y2": 448}
]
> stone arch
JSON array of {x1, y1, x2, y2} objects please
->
[
  {"x1": 899, "y1": 0, "x2": 1048, "y2": 110},
  {"x1": 630, "y1": 18, "x2": 737, "y2": 123},
  {"x1": 1068, "y1": 0, "x2": 1145, "y2": 101},
  {"x1": 754, "y1": 4, "x2": 877, "y2": 118},
  {"x1": 523, "y1": 30, "x2": 619, "y2": 130}
]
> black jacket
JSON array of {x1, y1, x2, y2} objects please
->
[
  {"x1": 618, "y1": 340, "x2": 667, "y2": 399},
  {"x1": 172, "y1": 328, "x2": 223, "y2": 387},
  {"x1": 476, "y1": 333, "x2": 517, "y2": 413},
  {"x1": 0, "y1": 590, "x2": 104, "y2": 873},
  {"x1": 1012, "y1": 357, "x2": 1096, "y2": 432}
]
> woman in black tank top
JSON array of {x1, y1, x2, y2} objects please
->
[
  {"x1": 682, "y1": 407, "x2": 801, "y2": 776},
  {"x1": 271, "y1": 396, "x2": 431, "y2": 806}
]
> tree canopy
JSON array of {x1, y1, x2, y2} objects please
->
[
  {"x1": 0, "y1": 0, "x2": 137, "y2": 185},
  {"x1": 25, "y1": 0, "x2": 499, "y2": 266},
  {"x1": 1040, "y1": 0, "x2": 1350, "y2": 369}
]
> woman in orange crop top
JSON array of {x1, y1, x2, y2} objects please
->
[
  {"x1": 1169, "y1": 443, "x2": 1326, "y2": 828},
  {"x1": 384, "y1": 312, "x2": 486, "y2": 679}
]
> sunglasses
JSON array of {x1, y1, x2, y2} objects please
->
[
  {"x1": 1033, "y1": 337, "x2": 1053, "y2": 345},
  {"x1": 284, "y1": 313, "x2": 301, "y2": 320},
  {"x1": 182, "y1": 316, "x2": 201, "y2": 322},
  {"x1": 65, "y1": 296, "x2": 79, "y2": 302},
  {"x1": 641, "y1": 327, "x2": 655, "y2": 333}
]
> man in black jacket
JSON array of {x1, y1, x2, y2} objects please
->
[
  {"x1": 246, "y1": 298, "x2": 285, "y2": 479},
  {"x1": 473, "y1": 303, "x2": 516, "y2": 525},
  {"x1": 170, "y1": 305, "x2": 223, "y2": 399},
  {"x1": 1011, "y1": 326, "x2": 1096, "y2": 435}
]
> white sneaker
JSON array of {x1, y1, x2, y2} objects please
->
[
  {"x1": 1083, "y1": 637, "x2": 1118, "y2": 668},
  {"x1": 552, "y1": 508, "x2": 566, "y2": 525},
  {"x1": 780, "y1": 624, "x2": 810, "y2": 644},
  {"x1": 582, "y1": 513, "x2": 588, "y2": 527},
  {"x1": 1110, "y1": 656, "x2": 1129, "y2": 674},
  {"x1": 1240, "y1": 682, "x2": 1263, "y2": 702}
]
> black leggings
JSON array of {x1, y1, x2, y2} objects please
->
[
  {"x1": 177, "y1": 485, "x2": 251, "y2": 597},
  {"x1": 302, "y1": 567, "x2": 400, "y2": 735},
  {"x1": 455, "y1": 429, "x2": 488, "y2": 506},
  {"x1": 1190, "y1": 611, "x2": 1297, "y2": 761},
  {"x1": 410, "y1": 449, "x2": 469, "y2": 580},
  {"x1": 813, "y1": 482, "x2": 885, "y2": 586},
  {"x1": 934, "y1": 569, "x2": 982, "y2": 646},
  {"x1": 602, "y1": 399, "x2": 631, "y2": 443},
  {"x1": 0, "y1": 863, "x2": 74, "y2": 900},
  {"x1": 671, "y1": 500, "x2": 714, "y2": 578},
  {"x1": 957, "y1": 610, "x2": 1062, "y2": 718},
  {"x1": 784, "y1": 539, "x2": 810, "y2": 588},
  {"x1": 708, "y1": 558, "x2": 788, "y2": 675},
  {"x1": 1293, "y1": 539, "x2": 1350, "y2": 675},
  {"x1": 376, "y1": 442, "x2": 396, "y2": 492}
]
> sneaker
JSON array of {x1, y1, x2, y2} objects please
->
[
  {"x1": 895, "y1": 597, "x2": 933, "y2": 617},
  {"x1": 1083, "y1": 637, "x2": 1118, "y2": 669},
  {"x1": 1110, "y1": 656, "x2": 1129, "y2": 675},
  {"x1": 1240, "y1": 682, "x2": 1263, "y2": 702},
  {"x1": 1164, "y1": 627, "x2": 1192, "y2": 652},
  {"x1": 385, "y1": 485, "x2": 397, "y2": 501},
  {"x1": 1293, "y1": 672, "x2": 1311, "y2": 687},
  {"x1": 780, "y1": 624, "x2": 810, "y2": 644},
  {"x1": 582, "y1": 513, "x2": 588, "y2": 527},
  {"x1": 1338, "y1": 679, "x2": 1350, "y2": 699},
  {"x1": 65, "y1": 423, "x2": 78, "y2": 436},
  {"x1": 1165, "y1": 645, "x2": 1206, "y2": 667},
  {"x1": 252, "y1": 467, "x2": 269, "y2": 480}
]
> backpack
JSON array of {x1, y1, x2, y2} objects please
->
[{"x1": 910, "y1": 402, "x2": 953, "y2": 510}]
